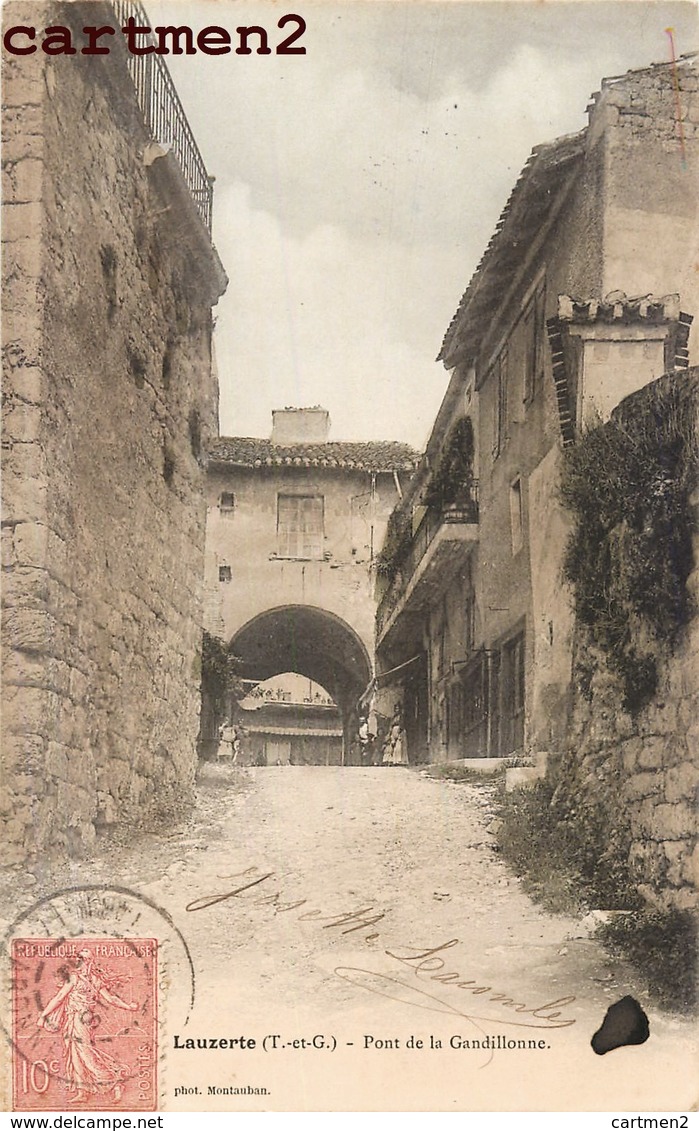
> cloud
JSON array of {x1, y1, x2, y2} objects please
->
[
  {"x1": 210, "y1": 40, "x2": 602, "y2": 442},
  {"x1": 157, "y1": 0, "x2": 699, "y2": 442},
  {"x1": 213, "y1": 182, "x2": 454, "y2": 444}
]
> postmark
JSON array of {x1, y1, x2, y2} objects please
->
[{"x1": 12, "y1": 937, "x2": 157, "y2": 1111}]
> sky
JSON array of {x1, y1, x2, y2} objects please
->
[{"x1": 155, "y1": 0, "x2": 699, "y2": 447}]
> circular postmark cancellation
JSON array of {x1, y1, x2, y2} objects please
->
[{"x1": 1, "y1": 885, "x2": 195, "y2": 1112}]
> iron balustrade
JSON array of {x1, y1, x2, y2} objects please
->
[
  {"x1": 112, "y1": 0, "x2": 213, "y2": 231},
  {"x1": 376, "y1": 484, "x2": 479, "y2": 635}
]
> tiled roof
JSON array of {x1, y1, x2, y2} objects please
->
[
  {"x1": 208, "y1": 437, "x2": 421, "y2": 472},
  {"x1": 438, "y1": 131, "x2": 585, "y2": 367}
]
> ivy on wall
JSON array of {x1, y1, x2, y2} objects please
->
[
  {"x1": 375, "y1": 506, "x2": 413, "y2": 582},
  {"x1": 198, "y1": 631, "x2": 245, "y2": 756},
  {"x1": 201, "y1": 630, "x2": 244, "y2": 706},
  {"x1": 376, "y1": 416, "x2": 475, "y2": 585},
  {"x1": 560, "y1": 372, "x2": 697, "y2": 711},
  {"x1": 423, "y1": 416, "x2": 475, "y2": 509}
]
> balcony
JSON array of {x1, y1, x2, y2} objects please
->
[
  {"x1": 376, "y1": 489, "x2": 479, "y2": 646},
  {"x1": 112, "y1": 0, "x2": 214, "y2": 231}
]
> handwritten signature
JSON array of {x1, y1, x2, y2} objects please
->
[
  {"x1": 185, "y1": 867, "x2": 577, "y2": 1034},
  {"x1": 336, "y1": 939, "x2": 575, "y2": 1030},
  {"x1": 185, "y1": 867, "x2": 387, "y2": 939}
]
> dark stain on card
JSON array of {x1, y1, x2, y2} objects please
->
[{"x1": 591, "y1": 995, "x2": 650, "y2": 1054}]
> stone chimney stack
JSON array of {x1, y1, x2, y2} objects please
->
[{"x1": 271, "y1": 407, "x2": 331, "y2": 445}]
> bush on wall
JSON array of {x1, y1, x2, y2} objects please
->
[
  {"x1": 423, "y1": 416, "x2": 475, "y2": 510},
  {"x1": 198, "y1": 631, "x2": 245, "y2": 758},
  {"x1": 560, "y1": 373, "x2": 697, "y2": 711},
  {"x1": 375, "y1": 506, "x2": 413, "y2": 582}
]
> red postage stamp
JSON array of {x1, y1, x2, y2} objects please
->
[{"x1": 12, "y1": 938, "x2": 158, "y2": 1111}]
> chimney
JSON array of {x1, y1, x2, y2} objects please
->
[{"x1": 271, "y1": 407, "x2": 330, "y2": 445}]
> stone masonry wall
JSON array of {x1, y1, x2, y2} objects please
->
[
  {"x1": 551, "y1": 372, "x2": 698, "y2": 910},
  {"x1": 2, "y1": 2, "x2": 227, "y2": 862},
  {"x1": 564, "y1": 605, "x2": 698, "y2": 911}
]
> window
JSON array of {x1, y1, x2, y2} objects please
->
[
  {"x1": 510, "y1": 477, "x2": 523, "y2": 554},
  {"x1": 218, "y1": 564, "x2": 232, "y2": 583},
  {"x1": 523, "y1": 283, "x2": 546, "y2": 402},
  {"x1": 219, "y1": 492, "x2": 235, "y2": 515},
  {"x1": 494, "y1": 348, "x2": 508, "y2": 457},
  {"x1": 277, "y1": 495, "x2": 324, "y2": 559}
]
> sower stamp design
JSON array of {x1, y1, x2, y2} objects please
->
[{"x1": 12, "y1": 938, "x2": 157, "y2": 1111}]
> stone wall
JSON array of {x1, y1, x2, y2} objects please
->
[
  {"x1": 562, "y1": 617, "x2": 698, "y2": 911},
  {"x1": 550, "y1": 370, "x2": 698, "y2": 910},
  {"x1": 1, "y1": 2, "x2": 227, "y2": 862}
]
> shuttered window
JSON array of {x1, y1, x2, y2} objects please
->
[
  {"x1": 277, "y1": 495, "x2": 324, "y2": 559},
  {"x1": 494, "y1": 348, "x2": 508, "y2": 457},
  {"x1": 523, "y1": 283, "x2": 546, "y2": 403}
]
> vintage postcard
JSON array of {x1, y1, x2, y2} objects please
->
[{"x1": 1, "y1": 0, "x2": 698, "y2": 1115}]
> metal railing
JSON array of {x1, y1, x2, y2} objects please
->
[
  {"x1": 376, "y1": 485, "x2": 479, "y2": 636},
  {"x1": 112, "y1": 0, "x2": 214, "y2": 232}
]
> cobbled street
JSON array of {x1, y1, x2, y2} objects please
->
[{"x1": 1, "y1": 766, "x2": 695, "y2": 1110}]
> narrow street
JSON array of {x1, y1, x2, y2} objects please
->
[{"x1": 2, "y1": 766, "x2": 695, "y2": 1111}]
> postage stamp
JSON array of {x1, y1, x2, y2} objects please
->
[{"x1": 11, "y1": 938, "x2": 157, "y2": 1112}]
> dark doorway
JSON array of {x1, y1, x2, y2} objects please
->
[{"x1": 403, "y1": 654, "x2": 428, "y2": 763}]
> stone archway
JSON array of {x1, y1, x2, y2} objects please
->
[{"x1": 231, "y1": 605, "x2": 373, "y2": 762}]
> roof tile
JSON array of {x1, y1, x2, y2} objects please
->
[{"x1": 208, "y1": 437, "x2": 421, "y2": 472}]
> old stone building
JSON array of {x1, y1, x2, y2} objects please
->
[
  {"x1": 204, "y1": 408, "x2": 419, "y2": 760},
  {"x1": 2, "y1": 1, "x2": 227, "y2": 861},
  {"x1": 375, "y1": 56, "x2": 698, "y2": 766}
]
